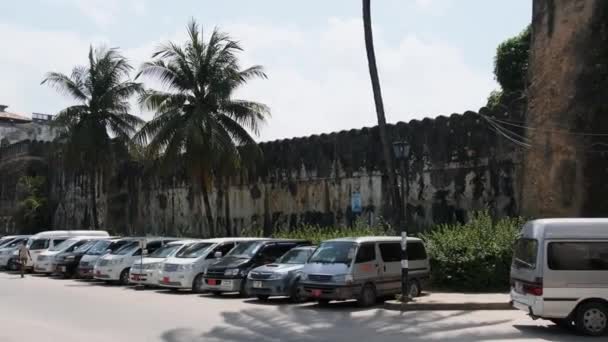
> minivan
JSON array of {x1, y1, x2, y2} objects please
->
[
  {"x1": 203, "y1": 239, "x2": 311, "y2": 296},
  {"x1": 78, "y1": 238, "x2": 135, "y2": 278},
  {"x1": 0, "y1": 236, "x2": 30, "y2": 269},
  {"x1": 35, "y1": 237, "x2": 104, "y2": 274},
  {"x1": 159, "y1": 238, "x2": 266, "y2": 293},
  {"x1": 94, "y1": 238, "x2": 177, "y2": 285},
  {"x1": 510, "y1": 219, "x2": 608, "y2": 336},
  {"x1": 299, "y1": 236, "x2": 430, "y2": 307},
  {"x1": 129, "y1": 239, "x2": 199, "y2": 287}
]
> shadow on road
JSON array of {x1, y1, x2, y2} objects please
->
[{"x1": 158, "y1": 304, "x2": 585, "y2": 342}]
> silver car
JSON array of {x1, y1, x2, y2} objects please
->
[{"x1": 246, "y1": 246, "x2": 316, "y2": 301}]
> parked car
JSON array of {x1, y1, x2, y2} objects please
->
[
  {"x1": 299, "y1": 236, "x2": 430, "y2": 307},
  {"x1": 510, "y1": 218, "x2": 608, "y2": 336},
  {"x1": 0, "y1": 235, "x2": 27, "y2": 247},
  {"x1": 203, "y1": 239, "x2": 311, "y2": 296},
  {"x1": 158, "y1": 238, "x2": 265, "y2": 293},
  {"x1": 246, "y1": 245, "x2": 316, "y2": 301},
  {"x1": 35, "y1": 237, "x2": 103, "y2": 274},
  {"x1": 129, "y1": 240, "x2": 199, "y2": 287},
  {"x1": 78, "y1": 238, "x2": 136, "y2": 278},
  {"x1": 94, "y1": 238, "x2": 177, "y2": 285},
  {"x1": 53, "y1": 239, "x2": 108, "y2": 278},
  {"x1": 0, "y1": 236, "x2": 31, "y2": 269},
  {"x1": 27, "y1": 230, "x2": 109, "y2": 271}
]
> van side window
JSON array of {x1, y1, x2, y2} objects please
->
[
  {"x1": 133, "y1": 248, "x2": 142, "y2": 256},
  {"x1": 207, "y1": 243, "x2": 235, "y2": 259},
  {"x1": 408, "y1": 242, "x2": 427, "y2": 261},
  {"x1": 379, "y1": 243, "x2": 401, "y2": 262},
  {"x1": 548, "y1": 242, "x2": 608, "y2": 271},
  {"x1": 356, "y1": 244, "x2": 376, "y2": 263}
]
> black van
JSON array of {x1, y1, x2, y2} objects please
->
[{"x1": 202, "y1": 239, "x2": 311, "y2": 296}]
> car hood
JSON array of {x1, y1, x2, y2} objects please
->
[
  {"x1": 208, "y1": 256, "x2": 250, "y2": 269},
  {"x1": 163, "y1": 257, "x2": 197, "y2": 266},
  {"x1": 252, "y1": 263, "x2": 304, "y2": 274},
  {"x1": 40, "y1": 251, "x2": 61, "y2": 257},
  {"x1": 301, "y1": 263, "x2": 350, "y2": 276},
  {"x1": 100, "y1": 254, "x2": 132, "y2": 261},
  {"x1": 132, "y1": 257, "x2": 165, "y2": 266}
]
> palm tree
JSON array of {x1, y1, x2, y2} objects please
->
[
  {"x1": 42, "y1": 47, "x2": 144, "y2": 229},
  {"x1": 135, "y1": 20, "x2": 270, "y2": 237},
  {"x1": 362, "y1": 0, "x2": 402, "y2": 227}
]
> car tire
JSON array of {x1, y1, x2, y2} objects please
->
[
  {"x1": 192, "y1": 274, "x2": 204, "y2": 294},
  {"x1": 576, "y1": 301, "x2": 608, "y2": 336},
  {"x1": 409, "y1": 279, "x2": 421, "y2": 298},
  {"x1": 257, "y1": 295, "x2": 270, "y2": 301},
  {"x1": 239, "y1": 282, "x2": 248, "y2": 298},
  {"x1": 357, "y1": 284, "x2": 377, "y2": 308},
  {"x1": 289, "y1": 280, "x2": 304, "y2": 303},
  {"x1": 119, "y1": 268, "x2": 130, "y2": 286}
]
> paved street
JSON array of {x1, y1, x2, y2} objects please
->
[{"x1": 0, "y1": 273, "x2": 590, "y2": 342}]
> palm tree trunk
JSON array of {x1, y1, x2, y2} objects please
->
[
  {"x1": 201, "y1": 182, "x2": 215, "y2": 237},
  {"x1": 89, "y1": 171, "x2": 99, "y2": 229},
  {"x1": 363, "y1": 0, "x2": 403, "y2": 228}
]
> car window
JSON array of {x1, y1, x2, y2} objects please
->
[
  {"x1": 206, "y1": 243, "x2": 235, "y2": 259},
  {"x1": 309, "y1": 241, "x2": 355, "y2": 265},
  {"x1": 176, "y1": 242, "x2": 214, "y2": 258},
  {"x1": 51, "y1": 239, "x2": 67, "y2": 248},
  {"x1": 513, "y1": 238, "x2": 538, "y2": 269},
  {"x1": 148, "y1": 244, "x2": 182, "y2": 258},
  {"x1": 227, "y1": 241, "x2": 264, "y2": 258},
  {"x1": 65, "y1": 240, "x2": 89, "y2": 253},
  {"x1": 276, "y1": 248, "x2": 313, "y2": 264},
  {"x1": 408, "y1": 242, "x2": 427, "y2": 261},
  {"x1": 548, "y1": 242, "x2": 608, "y2": 271},
  {"x1": 29, "y1": 239, "x2": 50, "y2": 250},
  {"x1": 85, "y1": 240, "x2": 112, "y2": 255},
  {"x1": 379, "y1": 243, "x2": 401, "y2": 262},
  {"x1": 355, "y1": 244, "x2": 376, "y2": 263}
]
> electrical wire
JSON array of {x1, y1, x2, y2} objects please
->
[{"x1": 482, "y1": 114, "x2": 608, "y2": 137}]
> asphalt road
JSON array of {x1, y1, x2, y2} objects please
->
[{"x1": 0, "y1": 272, "x2": 592, "y2": 342}]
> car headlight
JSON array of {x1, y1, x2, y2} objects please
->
[
  {"x1": 110, "y1": 259, "x2": 123, "y2": 265},
  {"x1": 66, "y1": 256, "x2": 75, "y2": 261},
  {"x1": 300, "y1": 273, "x2": 308, "y2": 281},
  {"x1": 224, "y1": 268, "x2": 239, "y2": 276},
  {"x1": 178, "y1": 264, "x2": 194, "y2": 271},
  {"x1": 332, "y1": 274, "x2": 354, "y2": 284},
  {"x1": 267, "y1": 272, "x2": 288, "y2": 280}
]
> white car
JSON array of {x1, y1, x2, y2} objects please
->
[
  {"x1": 27, "y1": 230, "x2": 109, "y2": 270},
  {"x1": 94, "y1": 238, "x2": 176, "y2": 285},
  {"x1": 78, "y1": 239, "x2": 134, "y2": 278},
  {"x1": 0, "y1": 236, "x2": 30, "y2": 268},
  {"x1": 158, "y1": 238, "x2": 264, "y2": 292},
  {"x1": 128, "y1": 240, "x2": 199, "y2": 287},
  {"x1": 34, "y1": 237, "x2": 101, "y2": 274}
]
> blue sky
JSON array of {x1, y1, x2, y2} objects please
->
[{"x1": 0, "y1": 0, "x2": 531, "y2": 141}]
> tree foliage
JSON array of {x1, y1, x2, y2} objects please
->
[
  {"x1": 135, "y1": 20, "x2": 270, "y2": 236},
  {"x1": 494, "y1": 25, "x2": 531, "y2": 93},
  {"x1": 14, "y1": 176, "x2": 49, "y2": 233},
  {"x1": 42, "y1": 46, "x2": 144, "y2": 228}
]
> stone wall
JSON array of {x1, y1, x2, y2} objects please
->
[
  {"x1": 46, "y1": 106, "x2": 524, "y2": 237},
  {"x1": 0, "y1": 121, "x2": 56, "y2": 145}
]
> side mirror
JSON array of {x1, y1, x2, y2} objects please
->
[
  {"x1": 214, "y1": 251, "x2": 223, "y2": 259},
  {"x1": 142, "y1": 249, "x2": 148, "y2": 256},
  {"x1": 105, "y1": 249, "x2": 112, "y2": 254}
]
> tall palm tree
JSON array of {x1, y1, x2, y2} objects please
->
[
  {"x1": 363, "y1": 0, "x2": 402, "y2": 227},
  {"x1": 135, "y1": 20, "x2": 270, "y2": 237},
  {"x1": 42, "y1": 47, "x2": 144, "y2": 229}
]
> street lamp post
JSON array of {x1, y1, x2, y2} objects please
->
[{"x1": 392, "y1": 140, "x2": 410, "y2": 301}]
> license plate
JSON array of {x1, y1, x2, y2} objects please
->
[
  {"x1": 312, "y1": 289, "x2": 322, "y2": 297},
  {"x1": 208, "y1": 279, "x2": 217, "y2": 286},
  {"x1": 515, "y1": 281, "x2": 523, "y2": 293},
  {"x1": 221, "y1": 280, "x2": 233, "y2": 289},
  {"x1": 253, "y1": 281, "x2": 263, "y2": 289},
  {"x1": 133, "y1": 275, "x2": 140, "y2": 281}
]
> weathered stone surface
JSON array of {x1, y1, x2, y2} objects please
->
[
  {"x1": 5, "y1": 106, "x2": 522, "y2": 236},
  {"x1": 522, "y1": 0, "x2": 608, "y2": 217}
]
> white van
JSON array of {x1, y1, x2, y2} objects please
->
[
  {"x1": 0, "y1": 236, "x2": 30, "y2": 268},
  {"x1": 510, "y1": 219, "x2": 608, "y2": 336},
  {"x1": 129, "y1": 240, "x2": 199, "y2": 286},
  {"x1": 158, "y1": 238, "x2": 264, "y2": 292},
  {"x1": 94, "y1": 238, "x2": 177, "y2": 285},
  {"x1": 27, "y1": 230, "x2": 109, "y2": 270},
  {"x1": 34, "y1": 236, "x2": 106, "y2": 274}
]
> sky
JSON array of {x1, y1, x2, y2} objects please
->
[{"x1": 0, "y1": 0, "x2": 531, "y2": 142}]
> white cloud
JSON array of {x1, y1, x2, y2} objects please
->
[
  {"x1": 49, "y1": 0, "x2": 146, "y2": 28},
  {"x1": 0, "y1": 16, "x2": 495, "y2": 141}
]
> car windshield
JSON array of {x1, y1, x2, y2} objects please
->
[
  {"x1": 175, "y1": 242, "x2": 214, "y2": 258},
  {"x1": 309, "y1": 242, "x2": 355, "y2": 265},
  {"x1": 85, "y1": 240, "x2": 112, "y2": 255},
  {"x1": 276, "y1": 248, "x2": 313, "y2": 264},
  {"x1": 73, "y1": 240, "x2": 96, "y2": 253},
  {"x1": 28, "y1": 238, "x2": 49, "y2": 250},
  {"x1": 3, "y1": 238, "x2": 26, "y2": 249},
  {"x1": 148, "y1": 244, "x2": 182, "y2": 258},
  {"x1": 50, "y1": 239, "x2": 78, "y2": 252},
  {"x1": 0, "y1": 238, "x2": 16, "y2": 248},
  {"x1": 512, "y1": 238, "x2": 538, "y2": 269},
  {"x1": 112, "y1": 241, "x2": 139, "y2": 255},
  {"x1": 226, "y1": 241, "x2": 264, "y2": 258}
]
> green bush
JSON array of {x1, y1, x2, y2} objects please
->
[
  {"x1": 421, "y1": 211, "x2": 525, "y2": 291},
  {"x1": 240, "y1": 218, "x2": 393, "y2": 245}
]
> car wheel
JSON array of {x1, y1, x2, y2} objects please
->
[
  {"x1": 357, "y1": 284, "x2": 377, "y2": 308},
  {"x1": 409, "y1": 279, "x2": 421, "y2": 298},
  {"x1": 192, "y1": 274, "x2": 204, "y2": 294},
  {"x1": 289, "y1": 280, "x2": 304, "y2": 303},
  {"x1": 550, "y1": 318, "x2": 576, "y2": 330},
  {"x1": 257, "y1": 295, "x2": 270, "y2": 301},
  {"x1": 576, "y1": 301, "x2": 608, "y2": 336},
  {"x1": 239, "y1": 282, "x2": 248, "y2": 298},
  {"x1": 119, "y1": 269, "x2": 130, "y2": 285}
]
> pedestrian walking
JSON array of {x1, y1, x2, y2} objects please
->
[{"x1": 18, "y1": 242, "x2": 31, "y2": 278}]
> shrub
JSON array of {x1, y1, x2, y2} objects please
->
[{"x1": 421, "y1": 211, "x2": 525, "y2": 291}]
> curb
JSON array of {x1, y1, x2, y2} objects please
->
[{"x1": 383, "y1": 301, "x2": 514, "y2": 311}]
